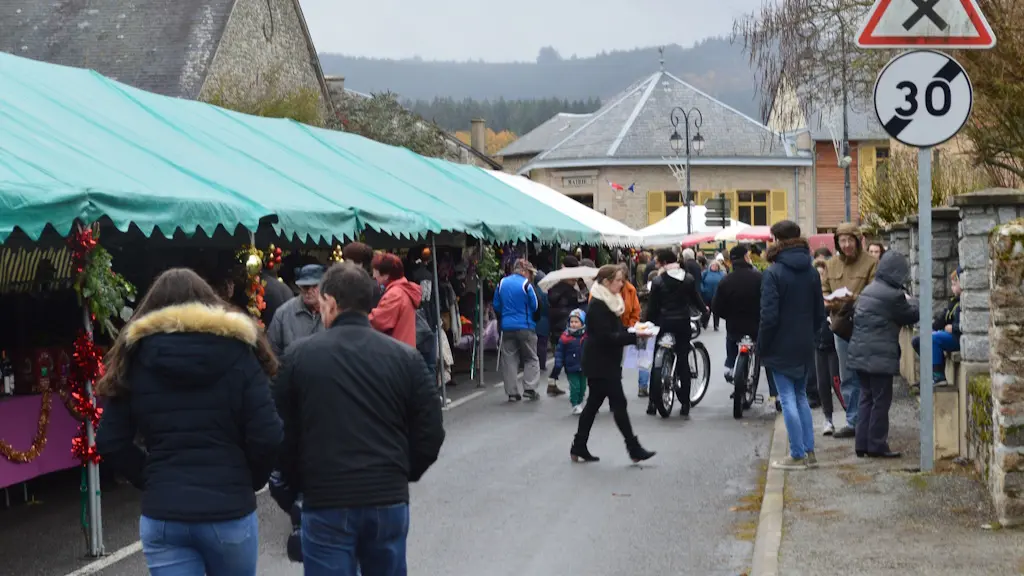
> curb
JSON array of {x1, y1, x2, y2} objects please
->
[{"x1": 751, "y1": 414, "x2": 786, "y2": 576}]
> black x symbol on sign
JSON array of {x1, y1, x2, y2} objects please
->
[{"x1": 904, "y1": 0, "x2": 948, "y2": 30}]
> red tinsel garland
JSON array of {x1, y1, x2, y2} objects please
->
[{"x1": 67, "y1": 228, "x2": 105, "y2": 466}]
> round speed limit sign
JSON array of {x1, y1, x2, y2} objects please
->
[{"x1": 873, "y1": 50, "x2": 973, "y2": 148}]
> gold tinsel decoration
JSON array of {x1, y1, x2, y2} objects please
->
[{"x1": 0, "y1": 387, "x2": 52, "y2": 463}]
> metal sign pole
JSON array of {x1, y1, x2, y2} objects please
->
[{"x1": 918, "y1": 148, "x2": 934, "y2": 472}]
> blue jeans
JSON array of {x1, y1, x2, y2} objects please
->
[
  {"x1": 834, "y1": 335, "x2": 859, "y2": 427},
  {"x1": 638, "y1": 369, "x2": 650, "y2": 390},
  {"x1": 771, "y1": 369, "x2": 815, "y2": 459},
  {"x1": 139, "y1": 512, "x2": 258, "y2": 576},
  {"x1": 912, "y1": 331, "x2": 959, "y2": 368},
  {"x1": 302, "y1": 504, "x2": 410, "y2": 576}
]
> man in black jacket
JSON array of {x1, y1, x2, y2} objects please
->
[
  {"x1": 712, "y1": 245, "x2": 762, "y2": 379},
  {"x1": 274, "y1": 262, "x2": 445, "y2": 575},
  {"x1": 644, "y1": 249, "x2": 707, "y2": 417}
]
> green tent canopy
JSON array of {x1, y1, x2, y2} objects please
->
[{"x1": 0, "y1": 52, "x2": 599, "y2": 245}]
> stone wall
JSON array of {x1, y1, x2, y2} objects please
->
[
  {"x1": 953, "y1": 190, "x2": 1024, "y2": 364},
  {"x1": 883, "y1": 208, "x2": 960, "y2": 300},
  {"x1": 988, "y1": 222, "x2": 1024, "y2": 527},
  {"x1": 199, "y1": 0, "x2": 328, "y2": 121}
]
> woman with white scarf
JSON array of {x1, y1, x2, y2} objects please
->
[{"x1": 570, "y1": 265, "x2": 656, "y2": 464}]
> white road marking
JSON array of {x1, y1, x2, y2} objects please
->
[{"x1": 61, "y1": 485, "x2": 269, "y2": 576}]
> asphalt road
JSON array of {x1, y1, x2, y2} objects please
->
[{"x1": 1, "y1": 330, "x2": 775, "y2": 576}]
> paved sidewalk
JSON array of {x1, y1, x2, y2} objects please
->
[{"x1": 765, "y1": 384, "x2": 1024, "y2": 575}]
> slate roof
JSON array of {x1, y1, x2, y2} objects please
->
[
  {"x1": 497, "y1": 113, "x2": 593, "y2": 157},
  {"x1": 528, "y1": 71, "x2": 791, "y2": 168},
  {"x1": 0, "y1": 0, "x2": 237, "y2": 100},
  {"x1": 805, "y1": 98, "x2": 889, "y2": 142}
]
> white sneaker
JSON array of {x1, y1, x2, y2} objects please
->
[
  {"x1": 571, "y1": 404, "x2": 583, "y2": 415},
  {"x1": 823, "y1": 420, "x2": 835, "y2": 436}
]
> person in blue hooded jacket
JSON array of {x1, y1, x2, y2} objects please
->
[
  {"x1": 701, "y1": 259, "x2": 726, "y2": 330},
  {"x1": 493, "y1": 259, "x2": 541, "y2": 401},
  {"x1": 758, "y1": 220, "x2": 826, "y2": 471}
]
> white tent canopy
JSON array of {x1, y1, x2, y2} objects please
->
[
  {"x1": 486, "y1": 171, "x2": 642, "y2": 247},
  {"x1": 637, "y1": 205, "x2": 748, "y2": 247}
]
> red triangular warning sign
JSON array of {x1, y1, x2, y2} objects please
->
[{"x1": 857, "y1": 0, "x2": 996, "y2": 49}]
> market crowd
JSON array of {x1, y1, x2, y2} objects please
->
[
  {"x1": 90, "y1": 225, "x2": 955, "y2": 574},
  {"x1": 94, "y1": 242, "x2": 455, "y2": 576}
]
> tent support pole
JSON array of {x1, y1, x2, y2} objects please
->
[
  {"x1": 84, "y1": 310, "x2": 104, "y2": 557},
  {"x1": 477, "y1": 238, "x2": 485, "y2": 388},
  {"x1": 431, "y1": 236, "x2": 447, "y2": 408}
]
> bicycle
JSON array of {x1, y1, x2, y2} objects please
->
[{"x1": 649, "y1": 315, "x2": 711, "y2": 418}]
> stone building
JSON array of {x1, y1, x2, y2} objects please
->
[
  {"x1": 499, "y1": 65, "x2": 813, "y2": 232},
  {"x1": 0, "y1": 0, "x2": 333, "y2": 121}
]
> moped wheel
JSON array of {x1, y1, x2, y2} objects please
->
[
  {"x1": 733, "y1": 354, "x2": 748, "y2": 419},
  {"x1": 743, "y1": 354, "x2": 760, "y2": 410},
  {"x1": 650, "y1": 349, "x2": 675, "y2": 418}
]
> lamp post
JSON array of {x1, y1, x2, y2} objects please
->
[{"x1": 669, "y1": 107, "x2": 705, "y2": 234}]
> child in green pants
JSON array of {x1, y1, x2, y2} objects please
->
[{"x1": 552, "y1": 309, "x2": 587, "y2": 414}]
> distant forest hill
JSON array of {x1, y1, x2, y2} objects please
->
[
  {"x1": 319, "y1": 38, "x2": 760, "y2": 135},
  {"x1": 405, "y1": 97, "x2": 603, "y2": 136}
]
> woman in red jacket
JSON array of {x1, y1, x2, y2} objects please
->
[{"x1": 369, "y1": 253, "x2": 423, "y2": 347}]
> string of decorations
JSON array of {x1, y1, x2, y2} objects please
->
[
  {"x1": 237, "y1": 243, "x2": 283, "y2": 327},
  {"x1": 0, "y1": 386, "x2": 52, "y2": 463},
  {"x1": 66, "y1": 225, "x2": 133, "y2": 466},
  {"x1": 69, "y1": 333, "x2": 106, "y2": 465}
]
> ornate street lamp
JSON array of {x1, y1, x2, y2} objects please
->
[{"x1": 669, "y1": 107, "x2": 705, "y2": 234}]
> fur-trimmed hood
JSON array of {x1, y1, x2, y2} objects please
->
[
  {"x1": 126, "y1": 303, "x2": 259, "y2": 348},
  {"x1": 833, "y1": 222, "x2": 864, "y2": 263},
  {"x1": 124, "y1": 303, "x2": 264, "y2": 388}
]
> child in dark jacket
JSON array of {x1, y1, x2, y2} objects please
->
[{"x1": 553, "y1": 309, "x2": 587, "y2": 414}]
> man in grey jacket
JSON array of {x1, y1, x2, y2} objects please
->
[
  {"x1": 846, "y1": 252, "x2": 919, "y2": 459},
  {"x1": 268, "y1": 265, "x2": 325, "y2": 358}
]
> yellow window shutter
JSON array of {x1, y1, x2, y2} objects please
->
[
  {"x1": 647, "y1": 191, "x2": 666, "y2": 225},
  {"x1": 696, "y1": 190, "x2": 714, "y2": 206},
  {"x1": 770, "y1": 190, "x2": 788, "y2": 224}
]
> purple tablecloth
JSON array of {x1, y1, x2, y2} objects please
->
[{"x1": 0, "y1": 394, "x2": 80, "y2": 489}]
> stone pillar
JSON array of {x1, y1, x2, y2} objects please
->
[
  {"x1": 988, "y1": 221, "x2": 1024, "y2": 527},
  {"x1": 886, "y1": 222, "x2": 911, "y2": 260},
  {"x1": 906, "y1": 207, "x2": 960, "y2": 300},
  {"x1": 954, "y1": 189, "x2": 1024, "y2": 364}
]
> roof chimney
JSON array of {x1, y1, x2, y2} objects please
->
[
  {"x1": 324, "y1": 75, "x2": 345, "y2": 98},
  {"x1": 470, "y1": 118, "x2": 487, "y2": 154}
]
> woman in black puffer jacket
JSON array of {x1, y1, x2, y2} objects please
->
[
  {"x1": 97, "y1": 268, "x2": 283, "y2": 576},
  {"x1": 846, "y1": 252, "x2": 919, "y2": 459},
  {"x1": 570, "y1": 265, "x2": 655, "y2": 464}
]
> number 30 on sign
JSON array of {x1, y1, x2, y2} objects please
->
[{"x1": 873, "y1": 49, "x2": 973, "y2": 148}]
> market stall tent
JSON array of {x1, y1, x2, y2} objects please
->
[
  {"x1": 638, "y1": 205, "x2": 748, "y2": 247},
  {"x1": 0, "y1": 52, "x2": 600, "y2": 246},
  {"x1": 484, "y1": 171, "x2": 643, "y2": 247}
]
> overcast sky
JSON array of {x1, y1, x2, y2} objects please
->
[{"x1": 299, "y1": 0, "x2": 764, "y2": 62}]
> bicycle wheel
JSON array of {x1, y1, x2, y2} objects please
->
[
  {"x1": 743, "y1": 353, "x2": 759, "y2": 410},
  {"x1": 733, "y1": 354, "x2": 749, "y2": 419},
  {"x1": 688, "y1": 341, "x2": 712, "y2": 407},
  {"x1": 650, "y1": 349, "x2": 676, "y2": 418}
]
